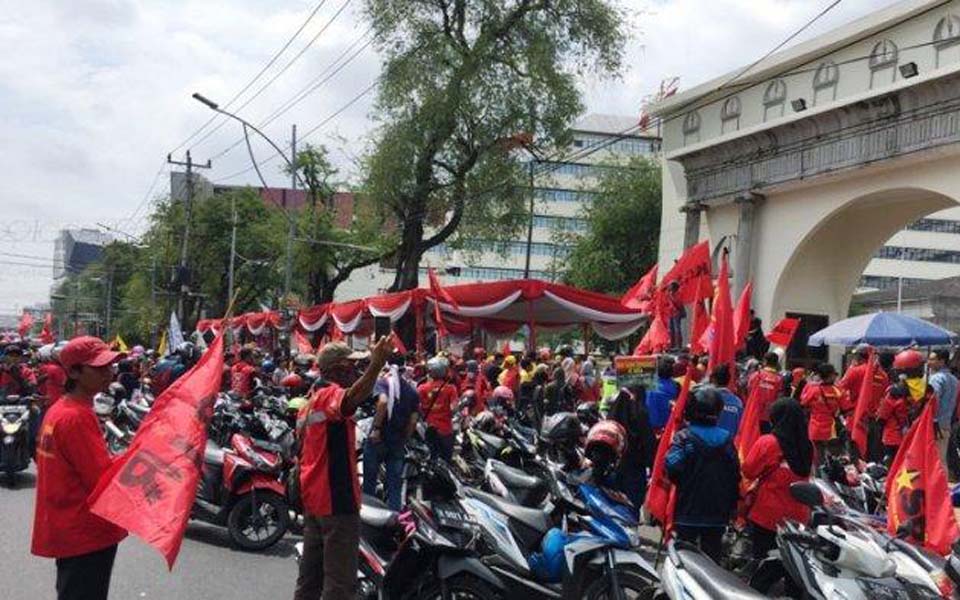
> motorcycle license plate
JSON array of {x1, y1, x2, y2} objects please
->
[
  {"x1": 0, "y1": 406, "x2": 26, "y2": 413},
  {"x1": 434, "y1": 503, "x2": 477, "y2": 530}
]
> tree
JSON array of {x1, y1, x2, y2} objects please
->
[
  {"x1": 362, "y1": 0, "x2": 628, "y2": 291},
  {"x1": 559, "y1": 156, "x2": 661, "y2": 294}
]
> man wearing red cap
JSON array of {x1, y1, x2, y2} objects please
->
[{"x1": 32, "y1": 336, "x2": 127, "y2": 600}]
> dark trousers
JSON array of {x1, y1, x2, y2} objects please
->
[
  {"x1": 749, "y1": 524, "x2": 800, "y2": 597},
  {"x1": 675, "y1": 525, "x2": 724, "y2": 563},
  {"x1": 55, "y1": 544, "x2": 117, "y2": 600},
  {"x1": 362, "y1": 440, "x2": 405, "y2": 510},
  {"x1": 294, "y1": 513, "x2": 360, "y2": 600},
  {"x1": 427, "y1": 432, "x2": 454, "y2": 463}
]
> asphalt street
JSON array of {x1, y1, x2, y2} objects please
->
[{"x1": 0, "y1": 465, "x2": 302, "y2": 600}]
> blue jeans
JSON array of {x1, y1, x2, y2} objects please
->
[{"x1": 362, "y1": 439, "x2": 405, "y2": 511}]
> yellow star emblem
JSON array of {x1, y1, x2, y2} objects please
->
[{"x1": 895, "y1": 468, "x2": 919, "y2": 491}]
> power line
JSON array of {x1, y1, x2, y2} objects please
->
[
  {"x1": 189, "y1": 0, "x2": 355, "y2": 152},
  {"x1": 169, "y1": 0, "x2": 329, "y2": 154}
]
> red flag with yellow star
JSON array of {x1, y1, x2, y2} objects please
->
[{"x1": 885, "y1": 400, "x2": 959, "y2": 554}]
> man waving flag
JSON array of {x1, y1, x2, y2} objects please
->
[{"x1": 88, "y1": 332, "x2": 225, "y2": 568}]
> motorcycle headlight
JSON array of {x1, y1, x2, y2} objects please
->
[{"x1": 2, "y1": 422, "x2": 19, "y2": 435}]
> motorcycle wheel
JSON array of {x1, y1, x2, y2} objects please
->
[
  {"x1": 419, "y1": 574, "x2": 502, "y2": 600},
  {"x1": 582, "y1": 566, "x2": 658, "y2": 600},
  {"x1": 227, "y1": 491, "x2": 290, "y2": 551}
]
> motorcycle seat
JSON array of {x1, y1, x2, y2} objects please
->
[
  {"x1": 360, "y1": 494, "x2": 398, "y2": 529},
  {"x1": 464, "y1": 487, "x2": 551, "y2": 534},
  {"x1": 204, "y1": 439, "x2": 226, "y2": 466},
  {"x1": 675, "y1": 543, "x2": 768, "y2": 600},
  {"x1": 474, "y1": 430, "x2": 508, "y2": 454},
  {"x1": 490, "y1": 460, "x2": 545, "y2": 491}
]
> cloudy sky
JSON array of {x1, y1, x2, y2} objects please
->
[{"x1": 0, "y1": 0, "x2": 895, "y2": 312}]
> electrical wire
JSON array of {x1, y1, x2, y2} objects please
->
[{"x1": 169, "y1": 0, "x2": 329, "y2": 154}]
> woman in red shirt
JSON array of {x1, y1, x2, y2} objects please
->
[
  {"x1": 417, "y1": 357, "x2": 458, "y2": 462},
  {"x1": 742, "y1": 397, "x2": 812, "y2": 595},
  {"x1": 800, "y1": 363, "x2": 846, "y2": 458},
  {"x1": 877, "y1": 383, "x2": 910, "y2": 465}
]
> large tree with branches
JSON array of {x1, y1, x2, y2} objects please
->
[{"x1": 363, "y1": 0, "x2": 629, "y2": 290}]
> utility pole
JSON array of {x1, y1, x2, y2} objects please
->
[
  {"x1": 150, "y1": 255, "x2": 158, "y2": 347},
  {"x1": 167, "y1": 150, "x2": 211, "y2": 325},
  {"x1": 284, "y1": 124, "x2": 297, "y2": 299},
  {"x1": 523, "y1": 158, "x2": 536, "y2": 279}
]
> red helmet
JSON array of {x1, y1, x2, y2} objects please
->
[
  {"x1": 281, "y1": 373, "x2": 304, "y2": 389},
  {"x1": 585, "y1": 420, "x2": 627, "y2": 461},
  {"x1": 491, "y1": 385, "x2": 515, "y2": 405},
  {"x1": 893, "y1": 349, "x2": 924, "y2": 372},
  {"x1": 538, "y1": 348, "x2": 552, "y2": 362}
]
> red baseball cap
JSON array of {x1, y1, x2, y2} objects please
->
[{"x1": 59, "y1": 336, "x2": 125, "y2": 370}]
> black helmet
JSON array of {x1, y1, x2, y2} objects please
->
[
  {"x1": 686, "y1": 385, "x2": 723, "y2": 425},
  {"x1": 540, "y1": 412, "x2": 581, "y2": 447},
  {"x1": 107, "y1": 382, "x2": 127, "y2": 400}
]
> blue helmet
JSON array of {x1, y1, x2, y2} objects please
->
[{"x1": 261, "y1": 359, "x2": 276, "y2": 374}]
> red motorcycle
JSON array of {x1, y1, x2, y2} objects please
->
[{"x1": 193, "y1": 432, "x2": 291, "y2": 551}]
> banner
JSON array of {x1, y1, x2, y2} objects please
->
[
  {"x1": 615, "y1": 355, "x2": 656, "y2": 390},
  {"x1": 659, "y1": 241, "x2": 713, "y2": 304},
  {"x1": 766, "y1": 317, "x2": 800, "y2": 348},
  {"x1": 620, "y1": 264, "x2": 658, "y2": 311},
  {"x1": 169, "y1": 312, "x2": 185, "y2": 351},
  {"x1": 88, "y1": 332, "x2": 226, "y2": 568}
]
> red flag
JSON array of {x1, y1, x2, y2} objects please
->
[
  {"x1": 885, "y1": 401, "x2": 960, "y2": 554},
  {"x1": 707, "y1": 253, "x2": 735, "y2": 383},
  {"x1": 88, "y1": 332, "x2": 226, "y2": 568},
  {"x1": 850, "y1": 349, "x2": 878, "y2": 457},
  {"x1": 634, "y1": 310, "x2": 670, "y2": 355},
  {"x1": 688, "y1": 298, "x2": 709, "y2": 354},
  {"x1": 621, "y1": 265, "x2": 658, "y2": 311},
  {"x1": 659, "y1": 241, "x2": 713, "y2": 304},
  {"x1": 645, "y1": 364, "x2": 696, "y2": 534},
  {"x1": 17, "y1": 311, "x2": 33, "y2": 338},
  {"x1": 428, "y1": 267, "x2": 461, "y2": 310},
  {"x1": 733, "y1": 281, "x2": 752, "y2": 351},
  {"x1": 766, "y1": 317, "x2": 800, "y2": 347},
  {"x1": 39, "y1": 313, "x2": 54, "y2": 344},
  {"x1": 501, "y1": 340, "x2": 512, "y2": 356},
  {"x1": 735, "y1": 375, "x2": 765, "y2": 463},
  {"x1": 433, "y1": 299, "x2": 448, "y2": 340},
  {"x1": 389, "y1": 331, "x2": 407, "y2": 355},
  {"x1": 293, "y1": 329, "x2": 314, "y2": 354}
]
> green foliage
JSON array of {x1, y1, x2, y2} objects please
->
[
  {"x1": 362, "y1": 0, "x2": 629, "y2": 290},
  {"x1": 559, "y1": 156, "x2": 661, "y2": 294}
]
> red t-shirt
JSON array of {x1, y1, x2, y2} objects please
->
[
  {"x1": 298, "y1": 385, "x2": 359, "y2": 517},
  {"x1": 37, "y1": 363, "x2": 67, "y2": 408},
  {"x1": 800, "y1": 382, "x2": 844, "y2": 441},
  {"x1": 742, "y1": 434, "x2": 810, "y2": 531},
  {"x1": 32, "y1": 396, "x2": 127, "y2": 558},
  {"x1": 748, "y1": 368, "x2": 783, "y2": 424},
  {"x1": 230, "y1": 362, "x2": 256, "y2": 397},
  {"x1": 877, "y1": 391, "x2": 910, "y2": 446},
  {"x1": 418, "y1": 380, "x2": 457, "y2": 436}
]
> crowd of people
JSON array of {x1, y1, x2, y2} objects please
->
[{"x1": 5, "y1": 325, "x2": 960, "y2": 599}]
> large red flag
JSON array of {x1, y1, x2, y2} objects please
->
[
  {"x1": 688, "y1": 295, "x2": 710, "y2": 354},
  {"x1": 621, "y1": 264, "x2": 658, "y2": 311},
  {"x1": 849, "y1": 349, "x2": 877, "y2": 457},
  {"x1": 634, "y1": 310, "x2": 670, "y2": 355},
  {"x1": 17, "y1": 311, "x2": 34, "y2": 338},
  {"x1": 645, "y1": 364, "x2": 696, "y2": 534},
  {"x1": 428, "y1": 267, "x2": 461, "y2": 310},
  {"x1": 886, "y1": 401, "x2": 960, "y2": 555},
  {"x1": 733, "y1": 281, "x2": 753, "y2": 351},
  {"x1": 766, "y1": 317, "x2": 800, "y2": 348},
  {"x1": 659, "y1": 241, "x2": 713, "y2": 304},
  {"x1": 735, "y1": 375, "x2": 765, "y2": 463},
  {"x1": 88, "y1": 332, "x2": 226, "y2": 568},
  {"x1": 39, "y1": 313, "x2": 54, "y2": 344},
  {"x1": 293, "y1": 329, "x2": 314, "y2": 354},
  {"x1": 707, "y1": 253, "x2": 735, "y2": 381}
]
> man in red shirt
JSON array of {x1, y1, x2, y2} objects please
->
[
  {"x1": 0, "y1": 344, "x2": 37, "y2": 396},
  {"x1": 37, "y1": 347, "x2": 67, "y2": 408},
  {"x1": 294, "y1": 336, "x2": 392, "y2": 600},
  {"x1": 230, "y1": 347, "x2": 258, "y2": 398},
  {"x1": 747, "y1": 352, "x2": 785, "y2": 434},
  {"x1": 32, "y1": 336, "x2": 127, "y2": 600},
  {"x1": 418, "y1": 356, "x2": 459, "y2": 462}
]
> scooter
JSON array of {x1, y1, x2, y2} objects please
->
[
  {"x1": 192, "y1": 432, "x2": 292, "y2": 550},
  {"x1": 0, "y1": 395, "x2": 33, "y2": 485},
  {"x1": 657, "y1": 537, "x2": 768, "y2": 600}
]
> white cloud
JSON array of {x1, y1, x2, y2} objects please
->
[{"x1": 0, "y1": 0, "x2": 897, "y2": 312}]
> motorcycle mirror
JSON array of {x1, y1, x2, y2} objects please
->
[{"x1": 789, "y1": 481, "x2": 824, "y2": 508}]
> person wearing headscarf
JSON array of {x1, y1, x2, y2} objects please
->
[
  {"x1": 580, "y1": 359, "x2": 600, "y2": 404},
  {"x1": 498, "y1": 354, "x2": 520, "y2": 398},
  {"x1": 460, "y1": 359, "x2": 490, "y2": 415},
  {"x1": 742, "y1": 398, "x2": 812, "y2": 594},
  {"x1": 609, "y1": 385, "x2": 656, "y2": 513},
  {"x1": 543, "y1": 367, "x2": 570, "y2": 415}
]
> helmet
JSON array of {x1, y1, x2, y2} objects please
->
[
  {"x1": 281, "y1": 373, "x2": 304, "y2": 389},
  {"x1": 473, "y1": 410, "x2": 498, "y2": 433},
  {"x1": 108, "y1": 382, "x2": 126, "y2": 400},
  {"x1": 585, "y1": 420, "x2": 627, "y2": 470},
  {"x1": 294, "y1": 353, "x2": 315, "y2": 369},
  {"x1": 538, "y1": 348, "x2": 552, "y2": 362},
  {"x1": 261, "y1": 359, "x2": 276, "y2": 374},
  {"x1": 894, "y1": 349, "x2": 925, "y2": 372},
  {"x1": 287, "y1": 396, "x2": 308, "y2": 412},
  {"x1": 37, "y1": 344, "x2": 54, "y2": 362},
  {"x1": 175, "y1": 342, "x2": 196, "y2": 361},
  {"x1": 686, "y1": 386, "x2": 723, "y2": 425},
  {"x1": 116, "y1": 358, "x2": 133, "y2": 373},
  {"x1": 540, "y1": 412, "x2": 581, "y2": 447},
  {"x1": 491, "y1": 385, "x2": 515, "y2": 406},
  {"x1": 132, "y1": 345, "x2": 145, "y2": 355},
  {"x1": 576, "y1": 401, "x2": 599, "y2": 425},
  {"x1": 93, "y1": 393, "x2": 115, "y2": 416},
  {"x1": 426, "y1": 356, "x2": 449, "y2": 379}
]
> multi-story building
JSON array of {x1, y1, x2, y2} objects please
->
[{"x1": 52, "y1": 228, "x2": 113, "y2": 281}]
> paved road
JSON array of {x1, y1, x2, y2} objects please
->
[{"x1": 0, "y1": 466, "x2": 301, "y2": 600}]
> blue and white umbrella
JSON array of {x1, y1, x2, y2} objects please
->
[{"x1": 807, "y1": 312, "x2": 956, "y2": 347}]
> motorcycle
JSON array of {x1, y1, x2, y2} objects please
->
[
  {"x1": 93, "y1": 392, "x2": 131, "y2": 455},
  {"x1": 657, "y1": 538, "x2": 768, "y2": 600},
  {"x1": 193, "y1": 431, "x2": 292, "y2": 550},
  {"x1": 0, "y1": 395, "x2": 33, "y2": 485}
]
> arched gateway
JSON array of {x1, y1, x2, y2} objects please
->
[{"x1": 650, "y1": 0, "x2": 960, "y2": 360}]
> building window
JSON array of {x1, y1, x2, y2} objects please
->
[
  {"x1": 720, "y1": 96, "x2": 741, "y2": 133},
  {"x1": 682, "y1": 111, "x2": 701, "y2": 145},
  {"x1": 763, "y1": 79, "x2": 787, "y2": 121},
  {"x1": 869, "y1": 39, "x2": 898, "y2": 88},
  {"x1": 859, "y1": 275, "x2": 927, "y2": 290},
  {"x1": 876, "y1": 245, "x2": 960, "y2": 264},
  {"x1": 906, "y1": 217, "x2": 960, "y2": 234},
  {"x1": 532, "y1": 215, "x2": 589, "y2": 232},
  {"x1": 535, "y1": 188, "x2": 597, "y2": 204},
  {"x1": 812, "y1": 61, "x2": 839, "y2": 105},
  {"x1": 934, "y1": 14, "x2": 960, "y2": 67}
]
